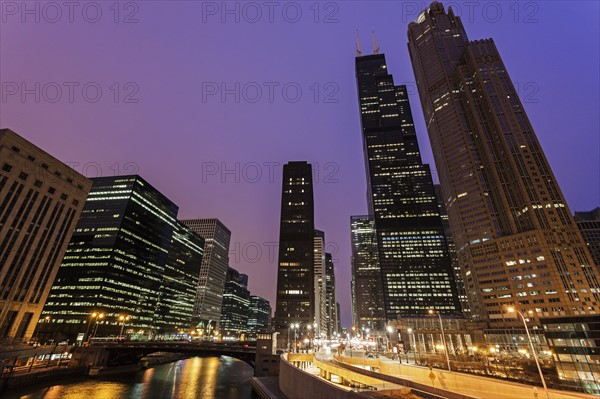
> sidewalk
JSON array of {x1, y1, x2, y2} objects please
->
[{"x1": 337, "y1": 355, "x2": 597, "y2": 399}]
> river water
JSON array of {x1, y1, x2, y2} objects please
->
[{"x1": 5, "y1": 356, "x2": 258, "y2": 399}]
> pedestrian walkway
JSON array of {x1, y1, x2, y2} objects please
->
[{"x1": 336, "y1": 355, "x2": 597, "y2": 399}]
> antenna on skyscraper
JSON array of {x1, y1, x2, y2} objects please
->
[
  {"x1": 372, "y1": 31, "x2": 380, "y2": 54},
  {"x1": 356, "y1": 30, "x2": 362, "y2": 57}
]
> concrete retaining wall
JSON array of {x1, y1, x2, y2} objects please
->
[
  {"x1": 0, "y1": 366, "x2": 87, "y2": 392},
  {"x1": 279, "y1": 354, "x2": 367, "y2": 399},
  {"x1": 333, "y1": 356, "x2": 478, "y2": 399}
]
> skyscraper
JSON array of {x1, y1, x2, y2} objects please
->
[
  {"x1": 37, "y1": 175, "x2": 178, "y2": 342},
  {"x1": 313, "y1": 229, "x2": 326, "y2": 338},
  {"x1": 335, "y1": 302, "x2": 341, "y2": 335},
  {"x1": 153, "y1": 221, "x2": 204, "y2": 336},
  {"x1": 220, "y1": 267, "x2": 250, "y2": 341},
  {"x1": 247, "y1": 295, "x2": 272, "y2": 340},
  {"x1": 0, "y1": 129, "x2": 91, "y2": 342},
  {"x1": 408, "y1": 2, "x2": 600, "y2": 325},
  {"x1": 575, "y1": 208, "x2": 600, "y2": 274},
  {"x1": 324, "y1": 252, "x2": 338, "y2": 337},
  {"x1": 351, "y1": 215, "x2": 385, "y2": 331},
  {"x1": 181, "y1": 218, "x2": 231, "y2": 333},
  {"x1": 434, "y1": 185, "x2": 470, "y2": 318},
  {"x1": 355, "y1": 51, "x2": 461, "y2": 321},
  {"x1": 274, "y1": 161, "x2": 315, "y2": 341}
]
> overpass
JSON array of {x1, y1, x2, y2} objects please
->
[{"x1": 72, "y1": 341, "x2": 257, "y2": 370}]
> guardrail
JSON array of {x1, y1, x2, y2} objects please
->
[{"x1": 332, "y1": 356, "x2": 479, "y2": 399}]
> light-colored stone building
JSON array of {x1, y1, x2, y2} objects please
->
[{"x1": 0, "y1": 128, "x2": 91, "y2": 342}]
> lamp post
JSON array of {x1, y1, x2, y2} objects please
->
[
  {"x1": 39, "y1": 315, "x2": 51, "y2": 344},
  {"x1": 366, "y1": 327, "x2": 373, "y2": 352},
  {"x1": 507, "y1": 307, "x2": 549, "y2": 399},
  {"x1": 429, "y1": 309, "x2": 451, "y2": 372},
  {"x1": 293, "y1": 323, "x2": 299, "y2": 353},
  {"x1": 85, "y1": 312, "x2": 104, "y2": 344},
  {"x1": 119, "y1": 315, "x2": 131, "y2": 338},
  {"x1": 386, "y1": 325, "x2": 393, "y2": 352},
  {"x1": 91, "y1": 312, "x2": 104, "y2": 340},
  {"x1": 408, "y1": 328, "x2": 417, "y2": 364},
  {"x1": 307, "y1": 325, "x2": 312, "y2": 352}
]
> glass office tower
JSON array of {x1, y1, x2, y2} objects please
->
[
  {"x1": 355, "y1": 52, "x2": 461, "y2": 320},
  {"x1": 37, "y1": 175, "x2": 178, "y2": 342}
]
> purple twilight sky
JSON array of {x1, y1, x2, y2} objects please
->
[{"x1": 1, "y1": 1, "x2": 599, "y2": 327}]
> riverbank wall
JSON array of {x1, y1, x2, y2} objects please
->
[{"x1": 0, "y1": 366, "x2": 87, "y2": 393}]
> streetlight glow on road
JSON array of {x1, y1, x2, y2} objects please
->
[
  {"x1": 506, "y1": 307, "x2": 550, "y2": 399},
  {"x1": 429, "y1": 309, "x2": 451, "y2": 372}
]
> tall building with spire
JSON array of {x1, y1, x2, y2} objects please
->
[
  {"x1": 355, "y1": 44, "x2": 461, "y2": 321},
  {"x1": 274, "y1": 162, "x2": 315, "y2": 343},
  {"x1": 408, "y1": 2, "x2": 600, "y2": 325}
]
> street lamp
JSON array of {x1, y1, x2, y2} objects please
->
[
  {"x1": 119, "y1": 315, "x2": 131, "y2": 338},
  {"x1": 386, "y1": 325, "x2": 393, "y2": 351},
  {"x1": 85, "y1": 312, "x2": 104, "y2": 343},
  {"x1": 507, "y1": 307, "x2": 549, "y2": 399},
  {"x1": 408, "y1": 328, "x2": 418, "y2": 364},
  {"x1": 39, "y1": 315, "x2": 51, "y2": 344},
  {"x1": 429, "y1": 309, "x2": 451, "y2": 372},
  {"x1": 293, "y1": 323, "x2": 299, "y2": 353}
]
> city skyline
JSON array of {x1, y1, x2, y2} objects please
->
[{"x1": 1, "y1": 2, "x2": 599, "y2": 327}]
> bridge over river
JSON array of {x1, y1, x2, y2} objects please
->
[{"x1": 73, "y1": 341, "x2": 258, "y2": 370}]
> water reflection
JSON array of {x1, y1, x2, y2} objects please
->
[{"x1": 6, "y1": 356, "x2": 256, "y2": 399}]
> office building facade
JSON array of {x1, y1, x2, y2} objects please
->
[
  {"x1": 351, "y1": 215, "x2": 385, "y2": 331},
  {"x1": 36, "y1": 175, "x2": 178, "y2": 342},
  {"x1": 541, "y1": 315, "x2": 600, "y2": 394},
  {"x1": 408, "y1": 2, "x2": 600, "y2": 324},
  {"x1": 434, "y1": 184, "x2": 470, "y2": 318},
  {"x1": 220, "y1": 267, "x2": 250, "y2": 341},
  {"x1": 355, "y1": 51, "x2": 461, "y2": 320},
  {"x1": 274, "y1": 161, "x2": 315, "y2": 340},
  {"x1": 153, "y1": 221, "x2": 205, "y2": 336},
  {"x1": 324, "y1": 252, "x2": 338, "y2": 337},
  {"x1": 247, "y1": 295, "x2": 272, "y2": 340},
  {"x1": 0, "y1": 129, "x2": 91, "y2": 342},
  {"x1": 314, "y1": 229, "x2": 326, "y2": 338},
  {"x1": 181, "y1": 218, "x2": 231, "y2": 334},
  {"x1": 575, "y1": 208, "x2": 600, "y2": 274}
]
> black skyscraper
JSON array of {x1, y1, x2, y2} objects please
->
[
  {"x1": 355, "y1": 52, "x2": 461, "y2": 320},
  {"x1": 153, "y1": 221, "x2": 205, "y2": 335},
  {"x1": 274, "y1": 161, "x2": 315, "y2": 339},
  {"x1": 37, "y1": 176, "x2": 179, "y2": 342},
  {"x1": 220, "y1": 267, "x2": 250, "y2": 341}
]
